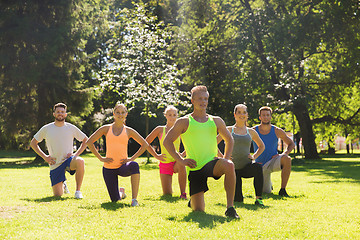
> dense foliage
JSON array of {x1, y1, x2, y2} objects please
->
[{"x1": 1, "y1": 0, "x2": 359, "y2": 159}]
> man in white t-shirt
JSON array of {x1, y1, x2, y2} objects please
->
[{"x1": 30, "y1": 103, "x2": 88, "y2": 199}]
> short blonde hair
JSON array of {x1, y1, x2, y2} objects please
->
[
  {"x1": 258, "y1": 106, "x2": 272, "y2": 115},
  {"x1": 234, "y1": 104, "x2": 247, "y2": 114},
  {"x1": 164, "y1": 105, "x2": 178, "y2": 114},
  {"x1": 191, "y1": 85, "x2": 208, "y2": 99},
  {"x1": 113, "y1": 102, "x2": 127, "y2": 112}
]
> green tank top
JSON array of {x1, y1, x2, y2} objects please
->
[
  {"x1": 159, "y1": 127, "x2": 180, "y2": 163},
  {"x1": 181, "y1": 115, "x2": 218, "y2": 171}
]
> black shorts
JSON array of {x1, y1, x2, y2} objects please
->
[{"x1": 188, "y1": 158, "x2": 221, "y2": 196}]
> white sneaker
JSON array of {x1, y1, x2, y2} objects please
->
[
  {"x1": 131, "y1": 199, "x2": 139, "y2": 207},
  {"x1": 75, "y1": 191, "x2": 83, "y2": 199},
  {"x1": 119, "y1": 187, "x2": 126, "y2": 200},
  {"x1": 63, "y1": 181, "x2": 70, "y2": 194}
]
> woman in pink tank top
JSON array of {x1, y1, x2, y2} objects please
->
[
  {"x1": 146, "y1": 106, "x2": 187, "y2": 199},
  {"x1": 87, "y1": 103, "x2": 148, "y2": 206}
]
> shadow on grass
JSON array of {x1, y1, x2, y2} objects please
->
[
  {"x1": 101, "y1": 201, "x2": 130, "y2": 210},
  {"x1": 292, "y1": 158, "x2": 360, "y2": 183},
  {"x1": 0, "y1": 150, "x2": 35, "y2": 158},
  {"x1": 139, "y1": 163, "x2": 159, "y2": 171},
  {"x1": 233, "y1": 202, "x2": 270, "y2": 210},
  {"x1": 261, "y1": 193, "x2": 305, "y2": 200},
  {"x1": 143, "y1": 195, "x2": 183, "y2": 203},
  {"x1": 159, "y1": 195, "x2": 182, "y2": 203},
  {"x1": 0, "y1": 160, "x2": 47, "y2": 169},
  {"x1": 168, "y1": 211, "x2": 232, "y2": 229},
  {"x1": 22, "y1": 196, "x2": 69, "y2": 202}
]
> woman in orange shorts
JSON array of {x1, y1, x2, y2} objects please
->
[
  {"x1": 87, "y1": 103, "x2": 148, "y2": 206},
  {"x1": 146, "y1": 106, "x2": 187, "y2": 199}
]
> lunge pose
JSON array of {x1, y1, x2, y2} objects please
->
[
  {"x1": 87, "y1": 103, "x2": 148, "y2": 206},
  {"x1": 218, "y1": 104, "x2": 265, "y2": 205},
  {"x1": 163, "y1": 86, "x2": 239, "y2": 218},
  {"x1": 30, "y1": 103, "x2": 87, "y2": 199},
  {"x1": 146, "y1": 106, "x2": 187, "y2": 199},
  {"x1": 253, "y1": 106, "x2": 295, "y2": 196}
]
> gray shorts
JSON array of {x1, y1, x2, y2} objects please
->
[
  {"x1": 263, "y1": 154, "x2": 282, "y2": 173},
  {"x1": 262, "y1": 154, "x2": 283, "y2": 193}
]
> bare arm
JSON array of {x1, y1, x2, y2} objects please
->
[
  {"x1": 145, "y1": 126, "x2": 165, "y2": 161},
  {"x1": 163, "y1": 118, "x2": 197, "y2": 168},
  {"x1": 86, "y1": 125, "x2": 113, "y2": 163},
  {"x1": 30, "y1": 138, "x2": 55, "y2": 165},
  {"x1": 249, "y1": 128, "x2": 265, "y2": 160},
  {"x1": 275, "y1": 127, "x2": 295, "y2": 155},
  {"x1": 216, "y1": 126, "x2": 232, "y2": 157},
  {"x1": 125, "y1": 127, "x2": 149, "y2": 163},
  {"x1": 73, "y1": 136, "x2": 88, "y2": 158},
  {"x1": 214, "y1": 118, "x2": 233, "y2": 160}
]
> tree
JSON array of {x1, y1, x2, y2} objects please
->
[
  {"x1": 174, "y1": 0, "x2": 360, "y2": 159},
  {"x1": 0, "y1": 0, "x2": 103, "y2": 151},
  {"x1": 100, "y1": 3, "x2": 190, "y2": 162}
]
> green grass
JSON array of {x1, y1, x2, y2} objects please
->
[{"x1": 0, "y1": 153, "x2": 359, "y2": 239}]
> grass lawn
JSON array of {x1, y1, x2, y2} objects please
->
[{"x1": 0, "y1": 152, "x2": 359, "y2": 239}]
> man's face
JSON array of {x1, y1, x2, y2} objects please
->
[
  {"x1": 259, "y1": 110, "x2": 272, "y2": 125},
  {"x1": 191, "y1": 91, "x2": 209, "y2": 111},
  {"x1": 53, "y1": 107, "x2": 67, "y2": 122}
]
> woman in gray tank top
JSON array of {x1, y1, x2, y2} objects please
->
[{"x1": 218, "y1": 104, "x2": 265, "y2": 206}]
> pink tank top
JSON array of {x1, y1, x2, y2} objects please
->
[{"x1": 105, "y1": 124, "x2": 128, "y2": 169}]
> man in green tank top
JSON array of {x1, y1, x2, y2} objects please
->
[{"x1": 164, "y1": 86, "x2": 239, "y2": 219}]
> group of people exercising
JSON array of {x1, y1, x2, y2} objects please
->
[{"x1": 30, "y1": 85, "x2": 295, "y2": 219}]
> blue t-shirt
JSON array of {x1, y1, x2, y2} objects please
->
[{"x1": 253, "y1": 125, "x2": 278, "y2": 165}]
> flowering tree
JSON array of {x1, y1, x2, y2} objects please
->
[{"x1": 100, "y1": 4, "x2": 190, "y2": 162}]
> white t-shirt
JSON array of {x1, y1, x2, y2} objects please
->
[{"x1": 34, "y1": 122, "x2": 87, "y2": 170}]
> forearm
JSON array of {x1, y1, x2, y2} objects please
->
[
  {"x1": 74, "y1": 139, "x2": 88, "y2": 157},
  {"x1": 30, "y1": 141, "x2": 47, "y2": 160},
  {"x1": 86, "y1": 142, "x2": 104, "y2": 161},
  {"x1": 253, "y1": 145, "x2": 265, "y2": 160},
  {"x1": 163, "y1": 141, "x2": 183, "y2": 163},
  {"x1": 223, "y1": 138, "x2": 234, "y2": 160},
  {"x1": 146, "y1": 144, "x2": 159, "y2": 158},
  {"x1": 284, "y1": 142, "x2": 295, "y2": 155}
]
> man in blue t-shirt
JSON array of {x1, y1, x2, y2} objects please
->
[{"x1": 253, "y1": 106, "x2": 295, "y2": 196}]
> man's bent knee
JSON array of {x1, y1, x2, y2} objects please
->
[
  {"x1": 281, "y1": 155, "x2": 291, "y2": 167},
  {"x1": 71, "y1": 157, "x2": 84, "y2": 170},
  {"x1": 214, "y1": 158, "x2": 234, "y2": 176}
]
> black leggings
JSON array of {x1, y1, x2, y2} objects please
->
[
  {"x1": 102, "y1": 162, "x2": 140, "y2": 202},
  {"x1": 234, "y1": 162, "x2": 263, "y2": 202}
]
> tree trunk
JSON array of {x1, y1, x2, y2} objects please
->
[{"x1": 293, "y1": 103, "x2": 320, "y2": 159}]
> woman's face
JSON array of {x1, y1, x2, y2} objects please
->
[
  {"x1": 234, "y1": 106, "x2": 248, "y2": 122},
  {"x1": 164, "y1": 109, "x2": 178, "y2": 124},
  {"x1": 113, "y1": 105, "x2": 128, "y2": 123}
]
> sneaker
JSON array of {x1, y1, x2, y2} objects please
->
[
  {"x1": 279, "y1": 188, "x2": 290, "y2": 197},
  {"x1": 63, "y1": 181, "x2": 70, "y2": 194},
  {"x1": 131, "y1": 199, "x2": 139, "y2": 207},
  {"x1": 180, "y1": 192, "x2": 187, "y2": 200},
  {"x1": 119, "y1": 187, "x2": 126, "y2": 200},
  {"x1": 255, "y1": 198, "x2": 264, "y2": 206},
  {"x1": 75, "y1": 191, "x2": 83, "y2": 199},
  {"x1": 225, "y1": 207, "x2": 240, "y2": 219}
]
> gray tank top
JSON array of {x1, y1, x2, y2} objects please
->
[{"x1": 231, "y1": 127, "x2": 252, "y2": 170}]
